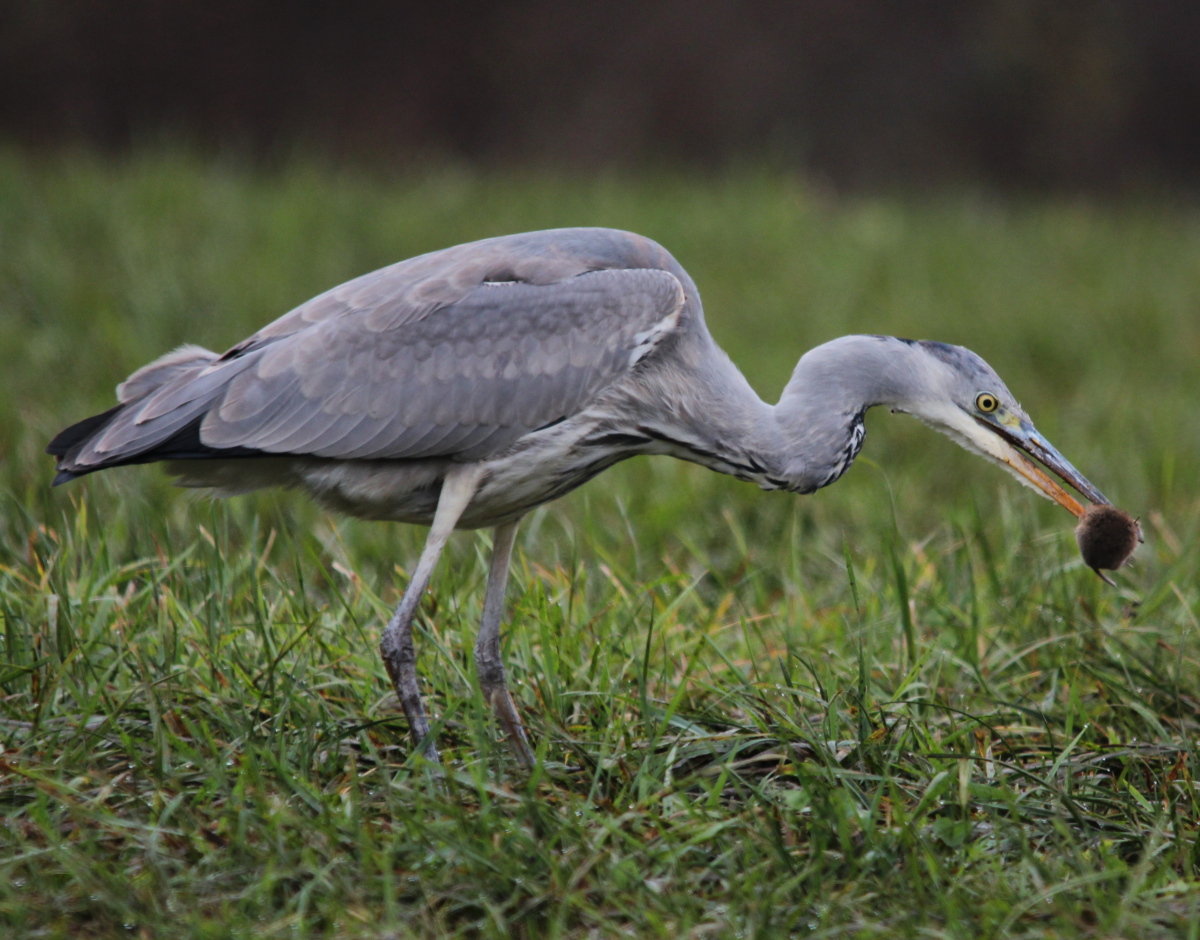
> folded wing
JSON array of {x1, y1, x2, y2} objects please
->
[{"x1": 50, "y1": 239, "x2": 687, "y2": 479}]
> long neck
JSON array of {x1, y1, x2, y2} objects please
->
[
  {"x1": 616, "y1": 329, "x2": 787, "y2": 486},
  {"x1": 765, "y1": 334, "x2": 938, "y2": 492},
  {"x1": 627, "y1": 334, "x2": 931, "y2": 494}
]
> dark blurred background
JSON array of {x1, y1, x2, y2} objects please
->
[{"x1": 2, "y1": 0, "x2": 1199, "y2": 190}]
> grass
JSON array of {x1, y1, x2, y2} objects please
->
[{"x1": 1, "y1": 148, "x2": 1199, "y2": 938}]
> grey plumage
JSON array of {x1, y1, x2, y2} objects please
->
[
  {"x1": 54, "y1": 230, "x2": 687, "y2": 479},
  {"x1": 48, "y1": 227, "x2": 1111, "y2": 765}
]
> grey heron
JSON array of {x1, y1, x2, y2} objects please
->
[{"x1": 48, "y1": 227, "x2": 1110, "y2": 767}]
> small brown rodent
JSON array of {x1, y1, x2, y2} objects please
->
[{"x1": 1075, "y1": 504, "x2": 1141, "y2": 585}]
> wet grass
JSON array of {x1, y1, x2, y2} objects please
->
[{"x1": 1, "y1": 149, "x2": 1199, "y2": 938}]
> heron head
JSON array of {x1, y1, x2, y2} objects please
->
[{"x1": 898, "y1": 340, "x2": 1109, "y2": 517}]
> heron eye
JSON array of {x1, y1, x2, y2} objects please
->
[{"x1": 976, "y1": 392, "x2": 999, "y2": 413}]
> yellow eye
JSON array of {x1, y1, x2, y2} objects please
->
[{"x1": 976, "y1": 392, "x2": 999, "y2": 413}]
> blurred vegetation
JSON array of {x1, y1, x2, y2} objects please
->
[
  {"x1": 0, "y1": 150, "x2": 1198, "y2": 937},
  {"x1": 3, "y1": 2, "x2": 1200, "y2": 188}
]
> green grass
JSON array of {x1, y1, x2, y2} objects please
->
[{"x1": 1, "y1": 149, "x2": 1199, "y2": 938}]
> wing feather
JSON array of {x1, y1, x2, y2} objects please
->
[
  {"x1": 199, "y1": 266, "x2": 684, "y2": 460},
  {"x1": 52, "y1": 229, "x2": 691, "y2": 476}
]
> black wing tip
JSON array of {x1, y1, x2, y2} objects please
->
[
  {"x1": 47, "y1": 405, "x2": 124, "y2": 486},
  {"x1": 48, "y1": 410, "x2": 275, "y2": 487},
  {"x1": 51, "y1": 468, "x2": 80, "y2": 487},
  {"x1": 46, "y1": 435, "x2": 74, "y2": 457},
  {"x1": 47, "y1": 404, "x2": 125, "y2": 457}
]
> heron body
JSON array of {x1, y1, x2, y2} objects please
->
[{"x1": 49, "y1": 227, "x2": 1110, "y2": 766}]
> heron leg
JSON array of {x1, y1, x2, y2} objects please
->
[
  {"x1": 474, "y1": 520, "x2": 534, "y2": 767},
  {"x1": 380, "y1": 464, "x2": 484, "y2": 763}
]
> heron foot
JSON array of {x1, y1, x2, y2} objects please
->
[
  {"x1": 482, "y1": 681, "x2": 535, "y2": 768},
  {"x1": 380, "y1": 629, "x2": 441, "y2": 764}
]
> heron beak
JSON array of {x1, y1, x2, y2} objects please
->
[{"x1": 973, "y1": 415, "x2": 1110, "y2": 519}]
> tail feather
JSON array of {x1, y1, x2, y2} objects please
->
[
  {"x1": 47, "y1": 344, "x2": 268, "y2": 484},
  {"x1": 46, "y1": 404, "x2": 125, "y2": 458},
  {"x1": 117, "y1": 344, "x2": 219, "y2": 402}
]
